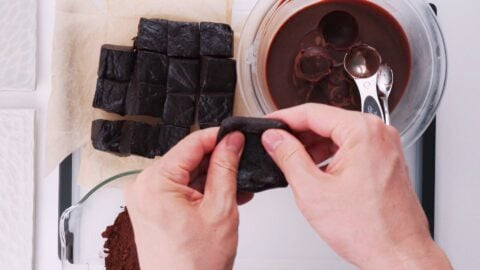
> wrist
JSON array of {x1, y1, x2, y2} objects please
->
[
  {"x1": 361, "y1": 235, "x2": 452, "y2": 270},
  {"x1": 152, "y1": 253, "x2": 234, "y2": 270}
]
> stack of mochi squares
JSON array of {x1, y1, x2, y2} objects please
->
[{"x1": 91, "y1": 18, "x2": 236, "y2": 159}]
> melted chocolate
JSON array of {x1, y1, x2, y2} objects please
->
[{"x1": 266, "y1": 1, "x2": 411, "y2": 111}]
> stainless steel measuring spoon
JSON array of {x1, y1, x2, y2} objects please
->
[
  {"x1": 344, "y1": 44, "x2": 385, "y2": 121},
  {"x1": 377, "y1": 64, "x2": 394, "y2": 125}
]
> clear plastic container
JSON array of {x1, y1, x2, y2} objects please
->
[
  {"x1": 237, "y1": 0, "x2": 447, "y2": 147},
  {"x1": 59, "y1": 171, "x2": 141, "y2": 270}
]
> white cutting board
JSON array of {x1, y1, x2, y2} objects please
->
[{"x1": 0, "y1": 110, "x2": 35, "y2": 270}]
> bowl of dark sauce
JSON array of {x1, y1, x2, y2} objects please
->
[{"x1": 238, "y1": 0, "x2": 447, "y2": 147}]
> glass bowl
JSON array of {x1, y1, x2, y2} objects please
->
[
  {"x1": 59, "y1": 170, "x2": 141, "y2": 270},
  {"x1": 237, "y1": 0, "x2": 447, "y2": 148}
]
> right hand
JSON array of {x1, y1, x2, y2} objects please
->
[{"x1": 261, "y1": 104, "x2": 451, "y2": 270}]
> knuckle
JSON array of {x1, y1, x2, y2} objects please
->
[
  {"x1": 158, "y1": 162, "x2": 188, "y2": 183},
  {"x1": 277, "y1": 144, "x2": 301, "y2": 166},
  {"x1": 385, "y1": 147, "x2": 403, "y2": 165},
  {"x1": 303, "y1": 102, "x2": 315, "y2": 109},
  {"x1": 181, "y1": 132, "x2": 198, "y2": 145},
  {"x1": 360, "y1": 115, "x2": 387, "y2": 141},
  {"x1": 386, "y1": 126, "x2": 402, "y2": 144},
  {"x1": 204, "y1": 202, "x2": 238, "y2": 223},
  {"x1": 386, "y1": 125, "x2": 399, "y2": 136},
  {"x1": 213, "y1": 157, "x2": 238, "y2": 175},
  {"x1": 304, "y1": 103, "x2": 324, "y2": 115},
  {"x1": 336, "y1": 114, "x2": 364, "y2": 143},
  {"x1": 367, "y1": 116, "x2": 386, "y2": 133}
]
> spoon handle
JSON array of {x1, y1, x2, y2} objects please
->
[
  {"x1": 354, "y1": 76, "x2": 385, "y2": 121},
  {"x1": 363, "y1": 95, "x2": 384, "y2": 120},
  {"x1": 381, "y1": 96, "x2": 391, "y2": 125}
]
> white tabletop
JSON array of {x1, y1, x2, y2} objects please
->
[
  {"x1": 430, "y1": 0, "x2": 480, "y2": 269},
  {"x1": 0, "y1": 0, "x2": 61, "y2": 269}
]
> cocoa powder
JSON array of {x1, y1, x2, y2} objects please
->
[{"x1": 102, "y1": 208, "x2": 140, "y2": 270}]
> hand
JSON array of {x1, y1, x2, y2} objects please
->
[
  {"x1": 125, "y1": 128, "x2": 252, "y2": 270},
  {"x1": 261, "y1": 104, "x2": 451, "y2": 270}
]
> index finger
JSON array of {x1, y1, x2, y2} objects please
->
[
  {"x1": 151, "y1": 128, "x2": 219, "y2": 185},
  {"x1": 267, "y1": 104, "x2": 365, "y2": 147}
]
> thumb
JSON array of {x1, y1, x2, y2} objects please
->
[
  {"x1": 203, "y1": 132, "x2": 245, "y2": 209},
  {"x1": 262, "y1": 129, "x2": 326, "y2": 192}
]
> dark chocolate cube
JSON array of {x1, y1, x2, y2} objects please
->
[
  {"x1": 198, "y1": 94, "x2": 234, "y2": 128},
  {"x1": 199, "y1": 123, "x2": 222, "y2": 129},
  {"x1": 166, "y1": 58, "x2": 200, "y2": 95},
  {"x1": 93, "y1": 79, "x2": 128, "y2": 115},
  {"x1": 163, "y1": 94, "x2": 196, "y2": 127},
  {"x1": 167, "y1": 21, "x2": 200, "y2": 58},
  {"x1": 155, "y1": 125, "x2": 190, "y2": 156},
  {"x1": 200, "y1": 22, "x2": 233, "y2": 57},
  {"x1": 133, "y1": 51, "x2": 168, "y2": 84},
  {"x1": 91, "y1": 120, "x2": 125, "y2": 154},
  {"x1": 118, "y1": 121, "x2": 157, "y2": 158},
  {"x1": 200, "y1": 57, "x2": 237, "y2": 94},
  {"x1": 125, "y1": 81, "x2": 166, "y2": 117},
  {"x1": 98, "y1": 45, "x2": 135, "y2": 81},
  {"x1": 217, "y1": 117, "x2": 290, "y2": 193},
  {"x1": 136, "y1": 18, "x2": 168, "y2": 53}
]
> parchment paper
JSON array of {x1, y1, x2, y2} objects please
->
[{"x1": 45, "y1": 0, "x2": 239, "y2": 187}]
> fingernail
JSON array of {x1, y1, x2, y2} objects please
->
[
  {"x1": 262, "y1": 130, "x2": 284, "y2": 152},
  {"x1": 226, "y1": 132, "x2": 244, "y2": 155}
]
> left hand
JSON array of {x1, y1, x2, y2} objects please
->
[{"x1": 125, "y1": 128, "x2": 252, "y2": 270}]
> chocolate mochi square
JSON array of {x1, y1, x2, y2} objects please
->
[
  {"x1": 167, "y1": 21, "x2": 200, "y2": 58},
  {"x1": 200, "y1": 22, "x2": 234, "y2": 57},
  {"x1": 98, "y1": 45, "x2": 135, "y2": 81},
  {"x1": 163, "y1": 94, "x2": 196, "y2": 127},
  {"x1": 154, "y1": 125, "x2": 190, "y2": 156},
  {"x1": 166, "y1": 58, "x2": 200, "y2": 95},
  {"x1": 118, "y1": 121, "x2": 158, "y2": 158},
  {"x1": 136, "y1": 18, "x2": 168, "y2": 53},
  {"x1": 198, "y1": 94, "x2": 234, "y2": 128},
  {"x1": 217, "y1": 117, "x2": 290, "y2": 193},
  {"x1": 133, "y1": 51, "x2": 168, "y2": 84},
  {"x1": 91, "y1": 120, "x2": 125, "y2": 154},
  {"x1": 125, "y1": 81, "x2": 166, "y2": 117},
  {"x1": 200, "y1": 57, "x2": 237, "y2": 94},
  {"x1": 93, "y1": 79, "x2": 129, "y2": 115}
]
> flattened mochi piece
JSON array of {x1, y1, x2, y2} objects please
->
[
  {"x1": 125, "y1": 81, "x2": 166, "y2": 117},
  {"x1": 198, "y1": 94, "x2": 234, "y2": 128},
  {"x1": 133, "y1": 51, "x2": 168, "y2": 84},
  {"x1": 163, "y1": 94, "x2": 196, "y2": 127},
  {"x1": 217, "y1": 117, "x2": 290, "y2": 193},
  {"x1": 93, "y1": 79, "x2": 129, "y2": 115},
  {"x1": 136, "y1": 18, "x2": 168, "y2": 53},
  {"x1": 200, "y1": 57, "x2": 237, "y2": 94},
  {"x1": 91, "y1": 120, "x2": 125, "y2": 154},
  {"x1": 155, "y1": 125, "x2": 190, "y2": 156},
  {"x1": 200, "y1": 22, "x2": 234, "y2": 57},
  {"x1": 119, "y1": 121, "x2": 158, "y2": 159},
  {"x1": 98, "y1": 45, "x2": 135, "y2": 81},
  {"x1": 167, "y1": 21, "x2": 200, "y2": 58},
  {"x1": 167, "y1": 58, "x2": 200, "y2": 95}
]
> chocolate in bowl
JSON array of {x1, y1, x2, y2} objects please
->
[
  {"x1": 237, "y1": 0, "x2": 447, "y2": 147},
  {"x1": 266, "y1": 1, "x2": 411, "y2": 112}
]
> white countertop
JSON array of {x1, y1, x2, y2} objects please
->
[
  {"x1": 8, "y1": 0, "x2": 479, "y2": 269},
  {"x1": 431, "y1": 0, "x2": 480, "y2": 269},
  {"x1": 0, "y1": 0, "x2": 60, "y2": 269}
]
